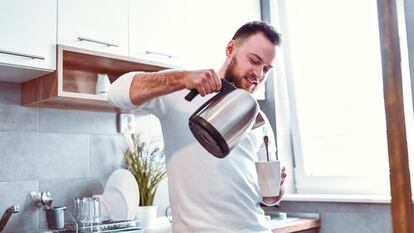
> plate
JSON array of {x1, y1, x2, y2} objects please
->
[
  {"x1": 102, "y1": 187, "x2": 129, "y2": 221},
  {"x1": 103, "y1": 169, "x2": 139, "y2": 220}
]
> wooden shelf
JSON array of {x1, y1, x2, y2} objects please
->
[{"x1": 22, "y1": 45, "x2": 174, "y2": 112}]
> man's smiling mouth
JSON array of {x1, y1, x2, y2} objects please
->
[{"x1": 245, "y1": 76, "x2": 258, "y2": 86}]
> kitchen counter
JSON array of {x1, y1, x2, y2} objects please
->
[
  {"x1": 270, "y1": 218, "x2": 320, "y2": 233},
  {"x1": 144, "y1": 214, "x2": 320, "y2": 233},
  {"x1": 267, "y1": 212, "x2": 320, "y2": 233},
  {"x1": 143, "y1": 218, "x2": 171, "y2": 233}
]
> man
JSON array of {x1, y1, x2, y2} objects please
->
[{"x1": 108, "y1": 21, "x2": 287, "y2": 233}]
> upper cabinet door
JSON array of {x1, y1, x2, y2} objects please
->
[
  {"x1": 184, "y1": 0, "x2": 261, "y2": 69},
  {"x1": 58, "y1": 0, "x2": 128, "y2": 56},
  {"x1": 129, "y1": 0, "x2": 186, "y2": 67},
  {"x1": 0, "y1": 0, "x2": 57, "y2": 71}
]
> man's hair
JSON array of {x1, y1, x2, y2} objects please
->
[{"x1": 232, "y1": 21, "x2": 281, "y2": 46}]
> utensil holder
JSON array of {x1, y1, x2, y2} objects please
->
[{"x1": 44, "y1": 206, "x2": 66, "y2": 230}]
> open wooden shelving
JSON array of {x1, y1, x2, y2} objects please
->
[{"x1": 22, "y1": 45, "x2": 173, "y2": 112}]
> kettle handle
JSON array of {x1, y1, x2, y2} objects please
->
[
  {"x1": 184, "y1": 89, "x2": 199, "y2": 102},
  {"x1": 184, "y1": 79, "x2": 236, "y2": 102}
]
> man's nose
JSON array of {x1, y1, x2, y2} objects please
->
[
  {"x1": 252, "y1": 66, "x2": 264, "y2": 80},
  {"x1": 253, "y1": 66, "x2": 262, "y2": 79}
]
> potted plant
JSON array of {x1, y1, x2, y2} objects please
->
[{"x1": 123, "y1": 133, "x2": 167, "y2": 229}]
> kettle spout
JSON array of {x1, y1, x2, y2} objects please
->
[{"x1": 252, "y1": 112, "x2": 265, "y2": 130}]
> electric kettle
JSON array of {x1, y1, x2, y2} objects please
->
[{"x1": 185, "y1": 79, "x2": 260, "y2": 158}]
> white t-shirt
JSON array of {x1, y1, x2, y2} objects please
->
[{"x1": 108, "y1": 72, "x2": 277, "y2": 233}]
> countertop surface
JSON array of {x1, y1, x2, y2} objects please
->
[
  {"x1": 36, "y1": 213, "x2": 320, "y2": 233},
  {"x1": 143, "y1": 217, "x2": 172, "y2": 233},
  {"x1": 144, "y1": 215, "x2": 320, "y2": 233}
]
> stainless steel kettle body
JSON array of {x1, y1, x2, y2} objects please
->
[{"x1": 185, "y1": 79, "x2": 259, "y2": 158}]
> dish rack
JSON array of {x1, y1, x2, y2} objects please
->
[{"x1": 50, "y1": 212, "x2": 143, "y2": 233}]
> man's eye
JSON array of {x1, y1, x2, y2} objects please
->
[
  {"x1": 264, "y1": 65, "x2": 273, "y2": 74},
  {"x1": 249, "y1": 58, "x2": 260, "y2": 65}
]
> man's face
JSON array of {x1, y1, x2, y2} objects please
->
[{"x1": 224, "y1": 32, "x2": 276, "y2": 93}]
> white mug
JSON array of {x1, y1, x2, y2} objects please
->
[
  {"x1": 255, "y1": 160, "x2": 281, "y2": 197},
  {"x1": 96, "y1": 74, "x2": 111, "y2": 96}
]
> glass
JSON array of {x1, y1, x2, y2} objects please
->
[{"x1": 72, "y1": 197, "x2": 101, "y2": 232}]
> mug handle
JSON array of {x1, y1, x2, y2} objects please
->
[{"x1": 165, "y1": 205, "x2": 172, "y2": 223}]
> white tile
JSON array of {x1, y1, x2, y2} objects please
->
[
  {"x1": 0, "y1": 180, "x2": 39, "y2": 233},
  {"x1": 0, "y1": 132, "x2": 89, "y2": 180},
  {"x1": 38, "y1": 109, "x2": 118, "y2": 134},
  {"x1": 90, "y1": 135, "x2": 125, "y2": 178},
  {"x1": 0, "y1": 82, "x2": 37, "y2": 132}
]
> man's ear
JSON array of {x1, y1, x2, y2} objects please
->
[{"x1": 226, "y1": 40, "x2": 236, "y2": 56}]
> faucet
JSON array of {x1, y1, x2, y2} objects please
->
[{"x1": 0, "y1": 205, "x2": 20, "y2": 232}]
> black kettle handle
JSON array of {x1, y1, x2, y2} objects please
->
[
  {"x1": 184, "y1": 79, "x2": 236, "y2": 102},
  {"x1": 184, "y1": 89, "x2": 199, "y2": 102}
]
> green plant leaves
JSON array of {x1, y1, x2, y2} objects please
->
[{"x1": 124, "y1": 134, "x2": 167, "y2": 206}]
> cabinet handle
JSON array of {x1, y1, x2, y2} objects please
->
[
  {"x1": 77, "y1": 36, "x2": 119, "y2": 47},
  {"x1": 145, "y1": 50, "x2": 177, "y2": 58},
  {"x1": 0, "y1": 49, "x2": 45, "y2": 60}
]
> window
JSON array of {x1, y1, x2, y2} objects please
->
[{"x1": 271, "y1": 0, "x2": 413, "y2": 194}]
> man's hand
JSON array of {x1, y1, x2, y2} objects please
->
[
  {"x1": 262, "y1": 166, "x2": 287, "y2": 205},
  {"x1": 183, "y1": 69, "x2": 222, "y2": 96},
  {"x1": 280, "y1": 166, "x2": 287, "y2": 187}
]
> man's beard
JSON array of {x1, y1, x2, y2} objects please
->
[
  {"x1": 224, "y1": 57, "x2": 258, "y2": 93},
  {"x1": 224, "y1": 56, "x2": 241, "y2": 88}
]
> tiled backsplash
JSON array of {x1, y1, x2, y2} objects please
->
[{"x1": 0, "y1": 81, "x2": 130, "y2": 232}]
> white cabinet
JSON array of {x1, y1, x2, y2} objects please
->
[
  {"x1": 58, "y1": 0, "x2": 129, "y2": 56},
  {"x1": 129, "y1": 0, "x2": 260, "y2": 68},
  {"x1": 0, "y1": 0, "x2": 57, "y2": 82},
  {"x1": 1, "y1": 0, "x2": 261, "y2": 83},
  {"x1": 184, "y1": 0, "x2": 261, "y2": 69},
  {"x1": 129, "y1": 0, "x2": 186, "y2": 67}
]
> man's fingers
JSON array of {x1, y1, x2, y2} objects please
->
[
  {"x1": 280, "y1": 166, "x2": 287, "y2": 186},
  {"x1": 198, "y1": 86, "x2": 207, "y2": 96},
  {"x1": 212, "y1": 71, "x2": 222, "y2": 91},
  {"x1": 205, "y1": 69, "x2": 221, "y2": 93},
  {"x1": 203, "y1": 78, "x2": 212, "y2": 94}
]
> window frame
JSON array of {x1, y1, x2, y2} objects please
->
[{"x1": 269, "y1": 0, "x2": 412, "y2": 195}]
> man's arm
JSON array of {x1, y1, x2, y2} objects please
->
[{"x1": 129, "y1": 69, "x2": 222, "y2": 106}]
